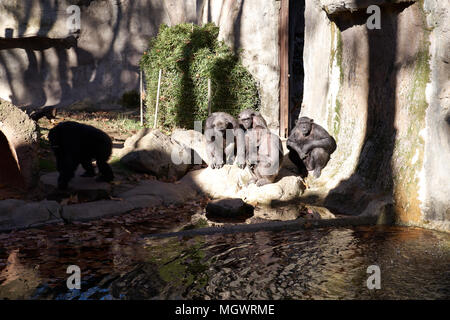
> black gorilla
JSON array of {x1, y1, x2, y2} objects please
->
[
  {"x1": 205, "y1": 112, "x2": 245, "y2": 169},
  {"x1": 48, "y1": 121, "x2": 114, "y2": 189},
  {"x1": 287, "y1": 117, "x2": 336, "y2": 178}
]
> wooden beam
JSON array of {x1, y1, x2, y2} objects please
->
[{"x1": 279, "y1": 0, "x2": 289, "y2": 139}]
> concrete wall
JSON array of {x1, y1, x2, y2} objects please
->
[
  {"x1": 0, "y1": 0, "x2": 280, "y2": 128},
  {"x1": 302, "y1": 0, "x2": 449, "y2": 232}
]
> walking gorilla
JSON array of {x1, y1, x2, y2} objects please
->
[
  {"x1": 205, "y1": 112, "x2": 245, "y2": 169},
  {"x1": 48, "y1": 121, "x2": 114, "y2": 189},
  {"x1": 287, "y1": 117, "x2": 336, "y2": 178}
]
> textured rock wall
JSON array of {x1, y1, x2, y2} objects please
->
[
  {"x1": 0, "y1": 0, "x2": 280, "y2": 128},
  {"x1": 302, "y1": 0, "x2": 449, "y2": 232},
  {"x1": 0, "y1": 98, "x2": 38, "y2": 188}
]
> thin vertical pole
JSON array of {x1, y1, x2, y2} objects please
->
[
  {"x1": 154, "y1": 69, "x2": 162, "y2": 129},
  {"x1": 279, "y1": 0, "x2": 289, "y2": 139},
  {"x1": 207, "y1": 78, "x2": 212, "y2": 115},
  {"x1": 140, "y1": 69, "x2": 143, "y2": 126}
]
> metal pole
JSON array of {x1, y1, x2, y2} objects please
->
[
  {"x1": 207, "y1": 78, "x2": 212, "y2": 115},
  {"x1": 154, "y1": 69, "x2": 162, "y2": 128},
  {"x1": 140, "y1": 69, "x2": 143, "y2": 126}
]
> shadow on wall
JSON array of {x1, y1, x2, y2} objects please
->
[
  {"x1": 324, "y1": 2, "x2": 414, "y2": 216},
  {"x1": 0, "y1": 0, "x2": 166, "y2": 109}
]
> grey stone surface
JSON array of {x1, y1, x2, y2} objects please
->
[
  {"x1": 124, "y1": 195, "x2": 163, "y2": 208},
  {"x1": 61, "y1": 195, "x2": 162, "y2": 222},
  {"x1": 421, "y1": 0, "x2": 450, "y2": 232},
  {"x1": 0, "y1": 199, "x2": 62, "y2": 231},
  {"x1": 302, "y1": 0, "x2": 449, "y2": 232},
  {"x1": 119, "y1": 179, "x2": 198, "y2": 205},
  {"x1": 61, "y1": 200, "x2": 135, "y2": 222},
  {"x1": 119, "y1": 129, "x2": 191, "y2": 180}
]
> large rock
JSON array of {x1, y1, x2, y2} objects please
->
[
  {"x1": 206, "y1": 198, "x2": 254, "y2": 220},
  {"x1": 0, "y1": 199, "x2": 62, "y2": 231},
  {"x1": 119, "y1": 179, "x2": 198, "y2": 205},
  {"x1": 320, "y1": 0, "x2": 416, "y2": 15},
  {"x1": 0, "y1": 98, "x2": 38, "y2": 189},
  {"x1": 181, "y1": 165, "x2": 306, "y2": 206},
  {"x1": 171, "y1": 129, "x2": 208, "y2": 165},
  {"x1": 119, "y1": 129, "x2": 191, "y2": 180},
  {"x1": 253, "y1": 203, "x2": 336, "y2": 221},
  {"x1": 61, "y1": 195, "x2": 162, "y2": 222}
]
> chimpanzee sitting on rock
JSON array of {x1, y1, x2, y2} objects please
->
[
  {"x1": 287, "y1": 117, "x2": 336, "y2": 178},
  {"x1": 48, "y1": 121, "x2": 114, "y2": 189},
  {"x1": 239, "y1": 109, "x2": 283, "y2": 186},
  {"x1": 205, "y1": 112, "x2": 245, "y2": 169},
  {"x1": 245, "y1": 127, "x2": 284, "y2": 186}
]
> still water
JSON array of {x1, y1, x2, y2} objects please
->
[{"x1": 0, "y1": 225, "x2": 449, "y2": 300}]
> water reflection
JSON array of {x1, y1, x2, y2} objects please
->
[{"x1": 0, "y1": 226, "x2": 449, "y2": 299}]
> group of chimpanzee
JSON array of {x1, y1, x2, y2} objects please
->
[
  {"x1": 47, "y1": 110, "x2": 336, "y2": 190},
  {"x1": 205, "y1": 109, "x2": 337, "y2": 186}
]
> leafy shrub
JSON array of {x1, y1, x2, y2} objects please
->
[{"x1": 140, "y1": 23, "x2": 260, "y2": 130}]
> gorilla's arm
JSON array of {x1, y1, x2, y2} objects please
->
[
  {"x1": 222, "y1": 113, "x2": 245, "y2": 168},
  {"x1": 204, "y1": 115, "x2": 216, "y2": 142},
  {"x1": 252, "y1": 112, "x2": 268, "y2": 129},
  {"x1": 287, "y1": 129, "x2": 308, "y2": 159},
  {"x1": 302, "y1": 124, "x2": 336, "y2": 154},
  {"x1": 234, "y1": 127, "x2": 246, "y2": 168},
  {"x1": 258, "y1": 133, "x2": 281, "y2": 168}
]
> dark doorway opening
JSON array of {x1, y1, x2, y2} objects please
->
[{"x1": 289, "y1": 0, "x2": 305, "y2": 132}]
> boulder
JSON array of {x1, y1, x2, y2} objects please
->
[
  {"x1": 119, "y1": 129, "x2": 191, "y2": 180},
  {"x1": 304, "y1": 205, "x2": 336, "y2": 219},
  {"x1": 252, "y1": 203, "x2": 335, "y2": 221},
  {"x1": 0, "y1": 199, "x2": 62, "y2": 231},
  {"x1": 206, "y1": 198, "x2": 254, "y2": 220},
  {"x1": 61, "y1": 195, "x2": 163, "y2": 222},
  {"x1": 171, "y1": 129, "x2": 209, "y2": 165},
  {"x1": 181, "y1": 165, "x2": 306, "y2": 206},
  {"x1": 0, "y1": 98, "x2": 39, "y2": 188},
  {"x1": 320, "y1": 0, "x2": 415, "y2": 15},
  {"x1": 119, "y1": 179, "x2": 198, "y2": 205},
  {"x1": 181, "y1": 165, "x2": 245, "y2": 198}
]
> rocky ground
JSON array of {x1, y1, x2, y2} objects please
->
[{"x1": 0, "y1": 110, "x2": 349, "y2": 233}]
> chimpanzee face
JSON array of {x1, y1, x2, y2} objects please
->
[
  {"x1": 214, "y1": 120, "x2": 227, "y2": 132},
  {"x1": 240, "y1": 116, "x2": 253, "y2": 130},
  {"x1": 299, "y1": 122, "x2": 312, "y2": 136}
]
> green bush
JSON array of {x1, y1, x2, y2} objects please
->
[{"x1": 140, "y1": 23, "x2": 260, "y2": 130}]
